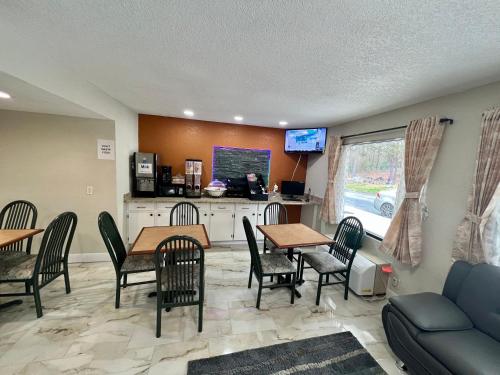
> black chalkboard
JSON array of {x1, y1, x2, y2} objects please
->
[{"x1": 212, "y1": 146, "x2": 271, "y2": 185}]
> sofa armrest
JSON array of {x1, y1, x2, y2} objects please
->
[{"x1": 390, "y1": 292, "x2": 473, "y2": 332}]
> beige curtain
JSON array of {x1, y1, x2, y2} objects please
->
[
  {"x1": 381, "y1": 116, "x2": 444, "y2": 266},
  {"x1": 452, "y1": 108, "x2": 500, "y2": 264},
  {"x1": 321, "y1": 136, "x2": 342, "y2": 224}
]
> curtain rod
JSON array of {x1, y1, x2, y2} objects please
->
[{"x1": 340, "y1": 117, "x2": 454, "y2": 140}]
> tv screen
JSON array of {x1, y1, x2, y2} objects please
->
[{"x1": 285, "y1": 128, "x2": 327, "y2": 153}]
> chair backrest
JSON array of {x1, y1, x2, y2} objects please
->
[
  {"x1": 98, "y1": 211, "x2": 127, "y2": 273},
  {"x1": 170, "y1": 202, "x2": 199, "y2": 226},
  {"x1": 264, "y1": 202, "x2": 288, "y2": 225},
  {"x1": 242, "y1": 216, "x2": 262, "y2": 277},
  {"x1": 330, "y1": 216, "x2": 363, "y2": 271},
  {"x1": 154, "y1": 235, "x2": 204, "y2": 304},
  {"x1": 0, "y1": 200, "x2": 38, "y2": 253},
  {"x1": 35, "y1": 212, "x2": 77, "y2": 287}
]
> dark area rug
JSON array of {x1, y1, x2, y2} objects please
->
[{"x1": 187, "y1": 331, "x2": 386, "y2": 374}]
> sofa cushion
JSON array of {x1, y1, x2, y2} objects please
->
[
  {"x1": 455, "y1": 263, "x2": 500, "y2": 341},
  {"x1": 390, "y1": 292, "x2": 473, "y2": 331},
  {"x1": 417, "y1": 328, "x2": 500, "y2": 375}
]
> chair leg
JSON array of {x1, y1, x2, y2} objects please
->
[
  {"x1": 63, "y1": 262, "x2": 71, "y2": 294},
  {"x1": 25, "y1": 281, "x2": 30, "y2": 294},
  {"x1": 316, "y1": 274, "x2": 323, "y2": 306},
  {"x1": 291, "y1": 273, "x2": 296, "y2": 305},
  {"x1": 123, "y1": 273, "x2": 128, "y2": 288},
  {"x1": 198, "y1": 302, "x2": 203, "y2": 332},
  {"x1": 115, "y1": 275, "x2": 121, "y2": 309},
  {"x1": 248, "y1": 264, "x2": 253, "y2": 289},
  {"x1": 156, "y1": 291, "x2": 162, "y2": 338},
  {"x1": 256, "y1": 279, "x2": 263, "y2": 309},
  {"x1": 344, "y1": 275, "x2": 350, "y2": 300},
  {"x1": 33, "y1": 282, "x2": 43, "y2": 318},
  {"x1": 296, "y1": 253, "x2": 302, "y2": 281}
]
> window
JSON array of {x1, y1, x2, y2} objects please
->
[{"x1": 340, "y1": 138, "x2": 405, "y2": 238}]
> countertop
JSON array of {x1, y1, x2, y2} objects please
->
[{"x1": 123, "y1": 193, "x2": 320, "y2": 206}]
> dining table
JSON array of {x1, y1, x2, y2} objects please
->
[
  {"x1": 256, "y1": 223, "x2": 334, "y2": 297},
  {"x1": 129, "y1": 225, "x2": 211, "y2": 255},
  {"x1": 0, "y1": 228, "x2": 44, "y2": 310},
  {"x1": 129, "y1": 224, "x2": 211, "y2": 298}
]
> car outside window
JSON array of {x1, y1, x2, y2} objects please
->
[{"x1": 341, "y1": 138, "x2": 404, "y2": 238}]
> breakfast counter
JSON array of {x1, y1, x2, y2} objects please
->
[
  {"x1": 123, "y1": 193, "x2": 320, "y2": 206},
  {"x1": 124, "y1": 193, "x2": 320, "y2": 245}
]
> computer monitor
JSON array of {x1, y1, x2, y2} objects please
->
[{"x1": 281, "y1": 181, "x2": 305, "y2": 199}]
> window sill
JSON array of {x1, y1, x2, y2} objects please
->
[{"x1": 365, "y1": 231, "x2": 383, "y2": 242}]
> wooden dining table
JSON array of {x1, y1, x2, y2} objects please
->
[
  {"x1": 129, "y1": 225, "x2": 211, "y2": 255},
  {"x1": 0, "y1": 229, "x2": 44, "y2": 248},
  {"x1": 0, "y1": 228, "x2": 44, "y2": 310},
  {"x1": 128, "y1": 224, "x2": 211, "y2": 298},
  {"x1": 257, "y1": 223, "x2": 334, "y2": 297}
]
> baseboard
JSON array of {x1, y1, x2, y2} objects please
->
[{"x1": 68, "y1": 252, "x2": 109, "y2": 263}]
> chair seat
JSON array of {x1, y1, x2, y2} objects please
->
[
  {"x1": 260, "y1": 254, "x2": 296, "y2": 275},
  {"x1": 160, "y1": 264, "x2": 201, "y2": 295},
  {"x1": 269, "y1": 247, "x2": 302, "y2": 256},
  {"x1": 416, "y1": 329, "x2": 500, "y2": 375},
  {"x1": 0, "y1": 252, "x2": 37, "y2": 281},
  {"x1": 302, "y1": 252, "x2": 347, "y2": 274},
  {"x1": 121, "y1": 255, "x2": 155, "y2": 272}
]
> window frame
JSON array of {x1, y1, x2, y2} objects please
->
[{"x1": 340, "y1": 132, "x2": 405, "y2": 239}]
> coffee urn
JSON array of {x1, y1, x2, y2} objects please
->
[
  {"x1": 185, "y1": 159, "x2": 202, "y2": 198},
  {"x1": 131, "y1": 152, "x2": 158, "y2": 197}
]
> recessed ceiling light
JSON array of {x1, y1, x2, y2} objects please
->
[
  {"x1": 279, "y1": 121, "x2": 288, "y2": 126},
  {"x1": 183, "y1": 109, "x2": 194, "y2": 117},
  {"x1": 0, "y1": 91, "x2": 11, "y2": 99},
  {"x1": 234, "y1": 115, "x2": 243, "y2": 122}
]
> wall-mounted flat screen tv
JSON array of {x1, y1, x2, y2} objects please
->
[{"x1": 284, "y1": 128, "x2": 327, "y2": 153}]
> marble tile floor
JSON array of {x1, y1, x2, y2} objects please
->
[{"x1": 0, "y1": 245, "x2": 404, "y2": 374}]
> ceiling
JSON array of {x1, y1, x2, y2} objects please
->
[
  {"x1": 1, "y1": 1, "x2": 500, "y2": 128},
  {"x1": 0, "y1": 72, "x2": 103, "y2": 119}
]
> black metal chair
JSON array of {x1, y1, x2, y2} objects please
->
[
  {"x1": 98, "y1": 211, "x2": 155, "y2": 309},
  {"x1": 300, "y1": 216, "x2": 363, "y2": 304},
  {"x1": 170, "y1": 202, "x2": 199, "y2": 226},
  {"x1": 0, "y1": 212, "x2": 77, "y2": 318},
  {"x1": 154, "y1": 235, "x2": 205, "y2": 337},
  {"x1": 0, "y1": 200, "x2": 37, "y2": 253},
  {"x1": 243, "y1": 216, "x2": 296, "y2": 309}
]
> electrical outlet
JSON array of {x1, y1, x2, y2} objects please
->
[
  {"x1": 86, "y1": 185, "x2": 94, "y2": 195},
  {"x1": 391, "y1": 275, "x2": 400, "y2": 289}
]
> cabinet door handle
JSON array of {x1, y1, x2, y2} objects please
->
[
  {"x1": 204, "y1": 213, "x2": 208, "y2": 216},
  {"x1": 157, "y1": 214, "x2": 161, "y2": 216},
  {"x1": 252, "y1": 213, "x2": 256, "y2": 216},
  {"x1": 149, "y1": 213, "x2": 153, "y2": 217},
  {"x1": 211, "y1": 213, "x2": 214, "y2": 216}
]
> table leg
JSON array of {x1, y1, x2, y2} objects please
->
[{"x1": 285, "y1": 247, "x2": 301, "y2": 298}]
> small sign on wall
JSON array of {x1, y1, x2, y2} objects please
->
[{"x1": 97, "y1": 139, "x2": 115, "y2": 160}]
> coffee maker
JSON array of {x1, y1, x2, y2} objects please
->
[
  {"x1": 157, "y1": 166, "x2": 173, "y2": 196},
  {"x1": 185, "y1": 159, "x2": 202, "y2": 198},
  {"x1": 131, "y1": 152, "x2": 158, "y2": 197}
]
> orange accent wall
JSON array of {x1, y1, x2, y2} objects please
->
[{"x1": 138, "y1": 114, "x2": 308, "y2": 222}]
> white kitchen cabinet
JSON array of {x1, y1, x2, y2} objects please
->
[
  {"x1": 199, "y1": 210, "x2": 210, "y2": 231},
  {"x1": 155, "y1": 211, "x2": 171, "y2": 226},
  {"x1": 209, "y1": 204, "x2": 235, "y2": 241},
  {"x1": 128, "y1": 211, "x2": 155, "y2": 244},
  {"x1": 255, "y1": 203, "x2": 267, "y2": 240},
  {"x1": 234, "y1": 204, "x2": 257, "y2": 241}
]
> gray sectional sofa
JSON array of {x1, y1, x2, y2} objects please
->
[{"x1": 382, "y1": 260, "x2": 500, "y2": 375}]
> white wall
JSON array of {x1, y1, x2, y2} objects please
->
[
  {"x1": 0, "y1": 26, "x2": 137, "y2": 235},
  {"x1": 303, "y1": 80, "x2": 500, "y2": 294},
  {"x1": 0, "y1": 110, "x2": 117, "y2": 256}
]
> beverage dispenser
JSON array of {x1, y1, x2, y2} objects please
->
[{"x1": 185, "y1": 159, "x2": 202, "y2": 198}]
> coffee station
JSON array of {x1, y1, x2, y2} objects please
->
[{"x1": 126, "y1": 151, "x2": 319, "y2": 246}]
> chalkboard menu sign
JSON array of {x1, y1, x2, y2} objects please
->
[{"x1": 212, "y1": 146, "x2": 271, "y2": 185}]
